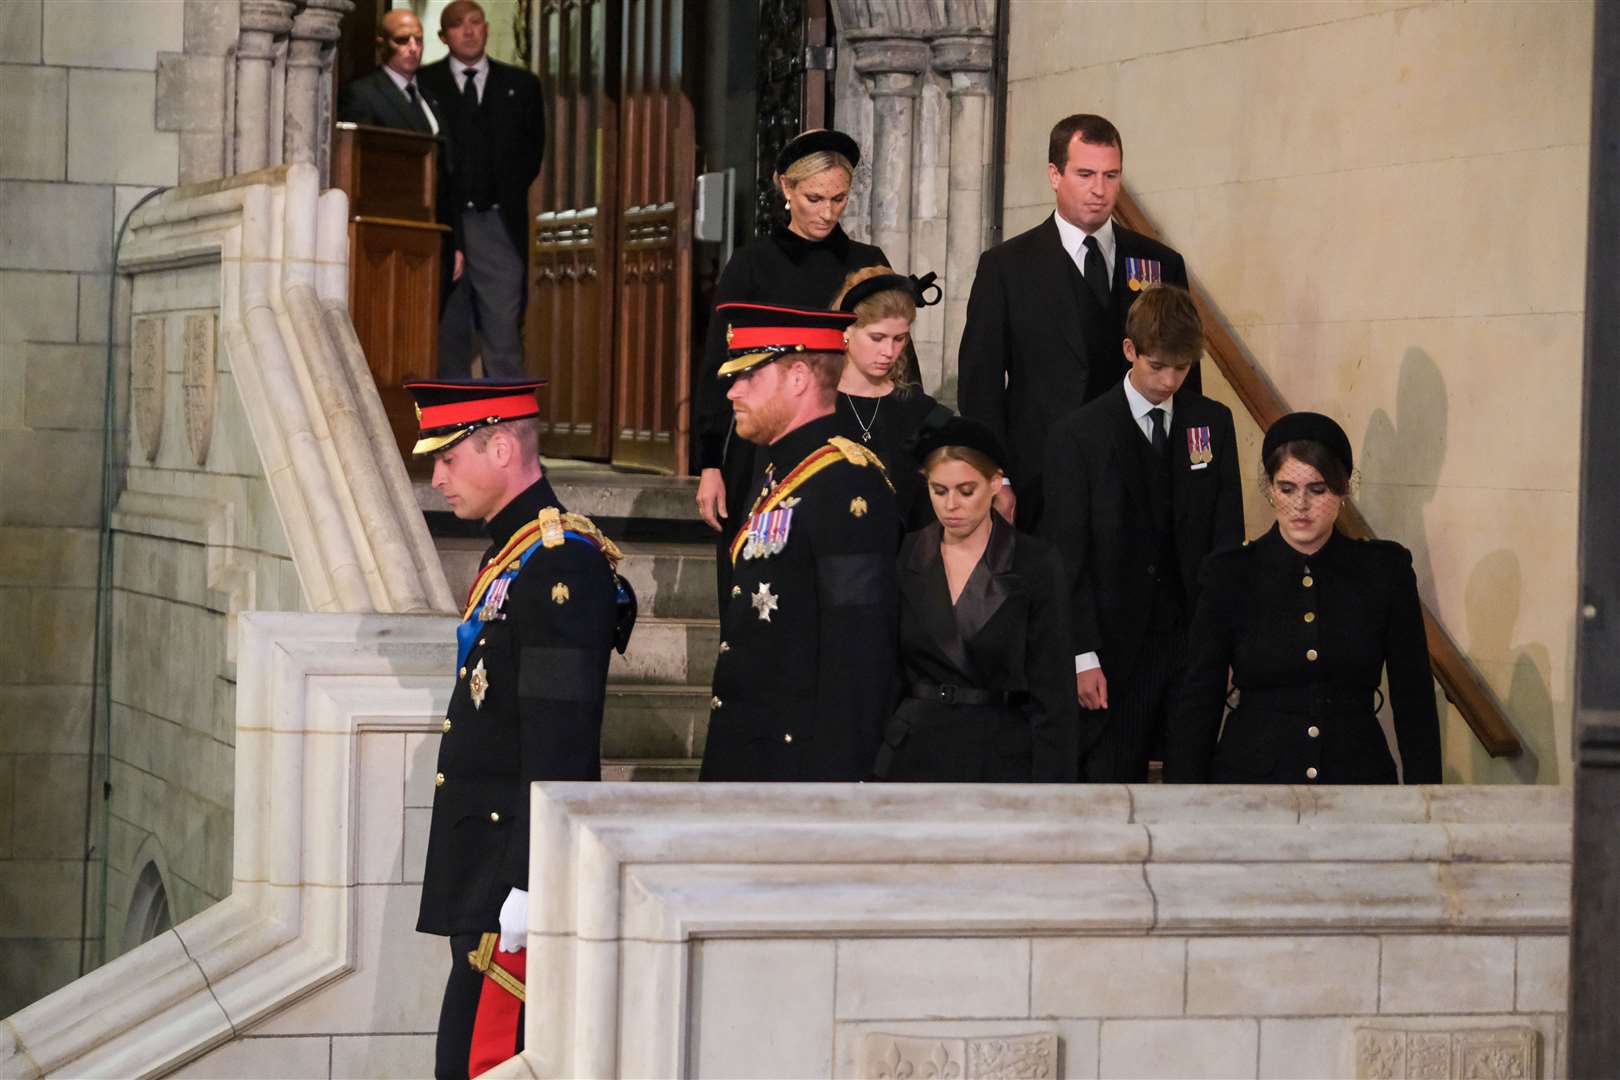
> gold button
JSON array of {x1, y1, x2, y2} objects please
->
[
  {"x1": 1303, "y1": 612, "x2": 1316, "y2": 623},
  {"x1": 459, "y1": 666, "x2": 467, "y2": 678},
  {"x1": 1306, "y1": 767, "x2": 1319, "y2": 779},
  {"x1": 783, "y1": 733, "x2": 793, "y2": 744},
  {"x1": 478, "y1": 637, "x2": 486, "y2": 646},
  {"x1": 435, "y1": 772, "x2": 445, "y2": 786},
  {"x1": 719, "y1": 641, "x2": 730, "y2": 653},
  {"x1": 711, "y1": 696, "x2": 722, "y2": 709},
  {"x1": 1306, "y1": 649, "x2": 1319, "y2": 661},
  {"x1": 1307, "y1": 725, "x2": 1320, "y2": 738},
  {"x1": 731, "y1": 585, "x2": 741, "y2": 598},
  {"x1": 442, "y1": 718, "x2": 452, "y2": 733},
  {"x1": 1302, "y1": 575, "x2": 1314, "y2": 588},
  {"x1": 489, "y1": 811, "x2": 500, "y2": 823}
]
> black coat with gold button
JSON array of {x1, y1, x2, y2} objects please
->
[
  {"x1": 699, "y1": 413, "x2": 901, "y2": 781},
  {"x1": 1165, "y1": 524, "x2": 1441, "y2": 785},
  {"x1": 416, "y1": 477, "x2": 618, "y2": 937}
]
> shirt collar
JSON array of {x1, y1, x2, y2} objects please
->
[
  {"x1": 1052, "y1": 211, "x2": 1115, "y2": 265},
  {"x1": 1122, "y1": 370, "x2": 1173, "y2": 427},
  {"x1": 382, "y1": 65, "x2": 415, "y2": 93},
  {"x1": 452, "y1": 55, "x2": 490, "y2": 79}
]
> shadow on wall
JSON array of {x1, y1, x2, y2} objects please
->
[
  {"x1": 1360, "y1": 347, "x2": 1446, "y2": 598},
  {"x1": 1463, "y1": 549, "x2": 1556, "y2": 785}
]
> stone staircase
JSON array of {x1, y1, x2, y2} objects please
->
[{"x1": 421, "y1": 463, "x2": 716, "y2": 780}]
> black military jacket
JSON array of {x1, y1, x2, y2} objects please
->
[
  {"x1": 700, "y1": 413, "x2": 900, "y2": 781},
  {"x1": 417, "y1": 477, "x2": 618, "y2": 937},
  {"x1": 1165, "y1": 524, "x2": 1442, "y2": 785}
]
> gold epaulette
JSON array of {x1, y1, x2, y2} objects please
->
[
  {"x1": 537, "y1": 506, "x2": 623, "y2": 570},
  {"x1": 827, "y1": 436, "x2": 894, "y2": 491}
]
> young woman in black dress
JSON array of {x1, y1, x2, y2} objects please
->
[
  {"x1": 1166, "y1": 412, "x2": 1442, "y2": 785},
  {"x1": 693, "y1": 130, "x2": 890, "y2": 609},
  {"x1": 873, "y1": 418, "x2": 1079, "y2": 782},
  {"x1": 830, "y1": 266, "x2": 953, "y2": 531}
]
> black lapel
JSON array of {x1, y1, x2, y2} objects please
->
[
  {"x1": 954, "y1": 513, "x2": 1019, "y2": 650},
  {"x1": 1110, "y1": 225, "x2": 1136, "y2": 309},
  {"x1": 1108, "y1": 383, "x2": 1151, "y2": 523},
  {"x1": 375, "y1": 72, "x2": 427, "y2": 133},
  {"x1": 1034, "y1": 217, "x2": 1091, "y2": 364},
  {"x1": 902, "y1": 523, "x2": 975, "y2": 678},
  {"x1": 1170, "y1": 394, "x2": 1195, "y2": 533}
]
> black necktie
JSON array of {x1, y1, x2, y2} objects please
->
[
  {"x1": 1148, "y1": 407, "x2": 1168, "y2": 455},
  {"x1": 462, "y1": 68, "x2": 479, "y2": 107},
  {"x1": 404, "y1": 83, "x2": 426, "y2": 131},
  {"x1": 1082, "y1": 234, "x2": 1111, "y2": 307}
]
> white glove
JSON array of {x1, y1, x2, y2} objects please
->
[{"x1": 498, "y1": 887, "x2": 528, "y2": 953}]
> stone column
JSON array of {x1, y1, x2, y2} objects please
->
[
  {"x1": 849, "y1": 35, "x2": 930, "y2": 275},
  {"x1": 285, "y1": 0, "x2": 352, "y2": 173},
  {"x1": 236, "y1": 0, "x2": 297, "y2": 172},
  {"x1": 931, "y1": 32, "x2": 994, "y2": 404}
]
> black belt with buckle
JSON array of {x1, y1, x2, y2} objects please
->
[{"x1": 909, "y1": 681, "x2": 1012, "y2": 706}]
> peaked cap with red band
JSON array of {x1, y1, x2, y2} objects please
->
[
  {"x1": 404, "y1": 377, "x2": 547, "y2": 455},
  {"x1": 716, "y1": 302, "x2": 856, "y2": 378}
]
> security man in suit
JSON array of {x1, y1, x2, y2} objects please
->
[
  {"x1": 408, "y1": 378, "x2": 632, "y2": 1079},
  {"x1": 336, "y1": 10, "x2": 446, "y2": 135},
  {"x1": 1041, "y1": 285, "x2": 1243, "y2": 782},
  {"x1": 699, "y1": 303, "x2": 900, "y2": 781},
  {"x1": 958, "y1": 113, "x2": 1192, "y2": 533},
  {"x1": 418, "y1": 0, "x2": 547, "y2": 379}
]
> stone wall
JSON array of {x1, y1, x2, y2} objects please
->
[
  {"x1": 1003, "y1": 0, "x2": 1594, "y2": 784},
  {"x1": 0, "y1": 0, "x2": 188, "y2": 1016}
]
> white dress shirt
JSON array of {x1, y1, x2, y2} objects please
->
[
  {"x1": 450, "y1": 55, "x2": 491, "y2": 102},
  {"x1": 1075, "y1": 371, "x2": 1175, "y2": 675},
  {"x1": 382, "y1": 64, "x2": 438, "y2": 135},
  {"x1": 1052, "y1": 211, "x2": 1116, "y2": 284}
]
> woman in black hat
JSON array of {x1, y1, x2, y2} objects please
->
[
  {"x1": 694, "y1": 130, "x2": 891, "y2": 609},
  {"x1": 1165, "y1": 412, "x2": 1441, "y2": 785},
  {"x1": 873, "y1": 418, "x2": 1079, "y2": 782},
  {"x1": 831, "y1": 265, "x2": 953, "y2": 531}
]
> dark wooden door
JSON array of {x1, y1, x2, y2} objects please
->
[
  {"x1": 529, "y1": 0, "x2": 695, "y2": 473},
  {"x1": 531, "y1": 0, "x2": 618, "y2": 460}
]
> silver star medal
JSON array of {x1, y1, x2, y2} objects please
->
[{"x1": 751, "y1": 582, "x2": 779, "y2": 621}]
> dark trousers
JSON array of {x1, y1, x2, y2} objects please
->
[
  {"x1": 1083, "y1": 627, "x2": 1186, "y2": 782},
  {"x1": 438, "y1": 209, "x2": 526, "y2": 379},
  {"x1": 435, "y1": 932, "x2": 525, "y2": 1079}
]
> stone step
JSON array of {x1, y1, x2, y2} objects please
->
[
  {"x1": 609, "y1": 616, "x2": 720, "y2": 687},
  {"x1": 600, "y1": 759, "x2": 701, "y2": 782},
  {"x1": 437, "y1": 537, "x2": 718, "y2": 623},
  {"x1": 417, "y1": 464, "x2": 710, "y2": 543},
  {"x1": 602, "y1": 685, "x2": 711, "y2": 760}
]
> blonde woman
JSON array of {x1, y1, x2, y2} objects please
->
[
  {"x1": 831, "y1": 265, "x2": 952, "y2": 530},
  {"x1": 694, "y1": 129, "x2": 889, "y2": 609}
]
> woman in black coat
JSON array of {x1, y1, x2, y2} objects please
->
[
  {"x1": 873, "y1": 419, "x2": 1079, "y2": 782},
  {"x1": 1166, "y1": 412, "x2": 1441, "y2": 785},
  {"x1": 693, "y1": 130, "x2": 890, "y2": 609},
  {"x1": 831, "y1": 266, "x2": 953, "y2": 531}
]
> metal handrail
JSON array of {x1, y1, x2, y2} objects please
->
[{"x1": 1113, "y1": 189, "x2": 1523, "y2": 758}]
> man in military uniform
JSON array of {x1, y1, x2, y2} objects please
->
[
  {"x1": 699, "y1": 303, "x2": 900, "y2": 781},
  {"x1": 407, "y1": 377, "x2": 630, "y2": 1079}
]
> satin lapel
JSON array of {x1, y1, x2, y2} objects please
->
[
  {"x1": 1036, "y1": 217, "x2": 1090, "y2": 364},
  {"x1": 954, "y1": 513, "x2": 1019, "y2": 650},
  {"x1": 903, "y1": 524, "x2": 974, "y2": 678}
]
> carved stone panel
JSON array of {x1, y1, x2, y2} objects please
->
[
  {"x1": 183, "y1": 313, "x2": 218, "y2": 466},
  {"x1": 1354, "y1": 1025, "x2": 1540, "y2": 1079},
  {"x1": 862, "y1": 1032, "x2": 1059, "y2": 1080},
  {"x1": 131, "y1": 316, "x2": 165, "y2": 462}
]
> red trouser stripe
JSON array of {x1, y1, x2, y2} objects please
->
[{"x1": 467, "y1": 949, "x2": 526, "y2": 1077}]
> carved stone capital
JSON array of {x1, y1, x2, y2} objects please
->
[
  {"x1": 290, "y1": 0, "x2": 353, "y2": 43},
  {"x1": 930, "y1": 33, "x2": 993, "y2": 75},
  {"x1": 849, "y1": 34, "x2": 931, "y2": 96},
  {"x1": 238, "y1": 0, "x2": 297, "y2": 36}
]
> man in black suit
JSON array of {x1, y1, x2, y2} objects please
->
[
  {"x1": 958, "y1": 114, "x2": 1192, "y2": 532},
  {"x1": 418, "y1": 0, "x2": 546, "y2": 379},
  {"x1": 336, "y1": 10, "x2": 445, "y2": 135},
  {"x1": 1041, "y1": 285, "x2": 1242, "y2": 782}
]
